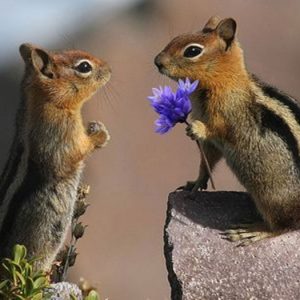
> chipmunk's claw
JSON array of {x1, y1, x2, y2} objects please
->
[
  {"x1": 176, "y1": 179, "x2": 208, "y2": 200},
  {"x1": 87, "y1": 121, "x2": 103, "y2": 135},
  {"x1": 185, "y1": 124, "x2": 198, "y2": 140},
  {"x1": 221, "y1": 222, "x2": 275, "y2": 246},
  {"x1": 87, "y1": 121, "x2": 110, "y2": 148},
  {"x1": 176, "y1": 179, "x2": 208, "y2": 192},
  {"x1": 176, "y1": 181, "x2": 197, "y2": 191},
  {"x1": 185, "y1": 120, "x2": 208, "y2": 141}
]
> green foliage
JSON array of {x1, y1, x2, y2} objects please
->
[
  {"x1": 0, "y1": 244, "x2": 51, "y2": 300},
  {"x1": 84, "y1": 290, "x2": 100, "y2": 300},
  {"x1": 0, "y1": 186, "x2": 102, "y2": 300}
]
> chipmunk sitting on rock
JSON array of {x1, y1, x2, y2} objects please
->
[
  {"x1": 154, "y1": 16, "x2": 300, "y2": 245},
  {"x1": 0, "y1": 43, "x2": 110, "y2": 270}
]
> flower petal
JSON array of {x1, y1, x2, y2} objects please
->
[{"x1": 148, "y1": 78, "x2": 199, "y2": 133}]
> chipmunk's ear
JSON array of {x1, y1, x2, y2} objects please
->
[
  {"x1": 19, "y1": 43, "x2": 55, "y2": 79},
  {"x1": 216, "y1": 18, "x2": 237, "y2": 50},
  {"x1": 202, "y1": 16, "x2": 221, "y2": 32}
]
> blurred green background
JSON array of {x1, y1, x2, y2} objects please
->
[{"x1": 1, "y1": 0, "x2": 300, "y2": 299}]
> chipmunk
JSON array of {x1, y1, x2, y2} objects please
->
[
  {"x1": 154, "y1": 16, "x2": 300, "y2": 245},
  {"x1": 0, "y1": 43, "x2": 110, "y2": 270}
]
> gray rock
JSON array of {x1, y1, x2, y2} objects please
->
[
  {"x1": 47, "y1": 282, "x2": 83, "y2": 300},
  {"x1": 164, "y1": 191, "x2": 300, "y2": 300}
]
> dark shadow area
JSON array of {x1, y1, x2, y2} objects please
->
[
  {"x1": 164, "y1": 199, "x2": 183, "y2": 300},
  {"x1": 168, "y1": 191, "x2": 261, "y2": 231}
]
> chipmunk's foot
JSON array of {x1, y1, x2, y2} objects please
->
[
  {"x1": 87, "y1": 121, "x2": 110, "y2": 148},
  {"x1": 186, "y1": 120, "x2": 207, "y2": 141},
  {"x1": 221, "y1": 222, "x2": 277, "y2": 246},
  {"x1": 176, "y1": 179, "x2": 208, "y2": 198}
]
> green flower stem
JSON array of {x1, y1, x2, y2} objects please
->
[{"x1": 184, "y1": 120, "x2": 216, "y2": 190}]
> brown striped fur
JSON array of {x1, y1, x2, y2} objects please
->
[{"x1": 155, "y1": 17, "x2": 300, "y2": 245}]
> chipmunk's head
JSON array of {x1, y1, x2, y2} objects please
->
[
  {"x1": 155, "y1": 17, "x2": 244, "y2": 88},
  {"x1": 19, "y1": 43, "x2": 111, "y2": 108}
]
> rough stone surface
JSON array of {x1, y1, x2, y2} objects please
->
[
  {"x1": 48, "y1": 282, "x2": 83, "y2": 299},
  {"x1": 164, "y1": 191, "x2": 300, "y2": 300}
]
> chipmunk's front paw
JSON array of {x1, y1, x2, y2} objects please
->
[
  {"x1": 87, "y1": 121, "x2": 110, "y2": 148},
  {"x1": 186, "y1": 121, "x2": 207, "y2": 141},
  {"x1": 221, "y1": 222, "x2": 276, "y2": 246},
  {"x1": 177, "y1": 178, "x2": 208, "y2": 193}
]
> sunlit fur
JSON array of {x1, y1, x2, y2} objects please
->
[
  {"x1": 155, "y1": 17, "x2": 300, "y2": 244},
  {"x1": 0, "y1": 43, "x2": 110, "y2": 270}
]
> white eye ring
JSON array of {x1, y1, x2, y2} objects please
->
[
  {"x1": 182, "y1": 43, "x2": 204, "y2": 60},
  {"x1": 74, "y1": 59, "x2": 94, "y2": 78}
]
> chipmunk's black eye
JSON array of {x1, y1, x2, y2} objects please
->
[
  {"x1": 75, "y1": 61, "x2": 92, "y2": 73},
  {"x1": 183, "y1": 45, "x2": 203, "y2": 58}
]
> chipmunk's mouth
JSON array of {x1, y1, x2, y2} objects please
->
[
  {"x1": 158, "y1": 66, "x2": 170, "y2": 76},
  {"x1": 156, "y1": 64, "x2": 176, "y2": 79},
  {"x1": 158, "y1": 67, "x2": 180, "y2": 81},
  {"x1": 155, "y1": 60, "x2": 178, "y2": 81}
]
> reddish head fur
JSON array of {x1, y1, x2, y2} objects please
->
[
  {"x1": 20, "y1": 43, "x2": 111, "y2": 111},
  {"x1": 155, "y1": 17, "x2": 249, "y2": 93}
]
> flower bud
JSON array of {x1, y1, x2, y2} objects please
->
[
  {"x1": 79, "y1": 277, "x2": 95, "y2": 296},
  {"x1": 56, "y1": 248, "x2": 67, "y2": 263},
  {"x1": 74, "y1": 200, "x2": 89, "y2": 218},
  {"x1": 73, "y1": 223, "x2": 86, "y2": 240},
  {"x1": 68, "y1": 251, "x2": 78, "y2": 267},
  {"x1": 77, "y1": 184, "x2": 90, "y2": 200}
]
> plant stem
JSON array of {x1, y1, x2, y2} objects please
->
[
  {"x1": 184, "y1": 121, "x2": 216, "y2": 190},
  {"x1": 61, "y1": 218, "x2": 77, "y2": 281}
]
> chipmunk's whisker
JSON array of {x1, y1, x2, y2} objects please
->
[
  {"x1": 101, "y1": 85, "x2": 117, "y2": 115},
  {"x1": 106, "y1": 81, "x2": 120, "y2": 105}
]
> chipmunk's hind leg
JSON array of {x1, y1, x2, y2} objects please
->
[{"x1": 221, "y1": 222, "x2": 281, "y2": 246}]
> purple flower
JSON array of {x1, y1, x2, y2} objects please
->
[{"x1": 148, "y1": 78, "x2": 199, "y2": 134}]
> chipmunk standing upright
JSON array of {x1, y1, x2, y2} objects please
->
[
  {"x1": 0, "y1": 43, "x2": 110, "y2": 270},
  {"x1": 155, "y1": 16, "x2": 300, "y2": 245}
]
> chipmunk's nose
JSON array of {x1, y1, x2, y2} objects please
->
[{"x1": 154, "y1": 53, "x2": 166, "y2": 70}]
